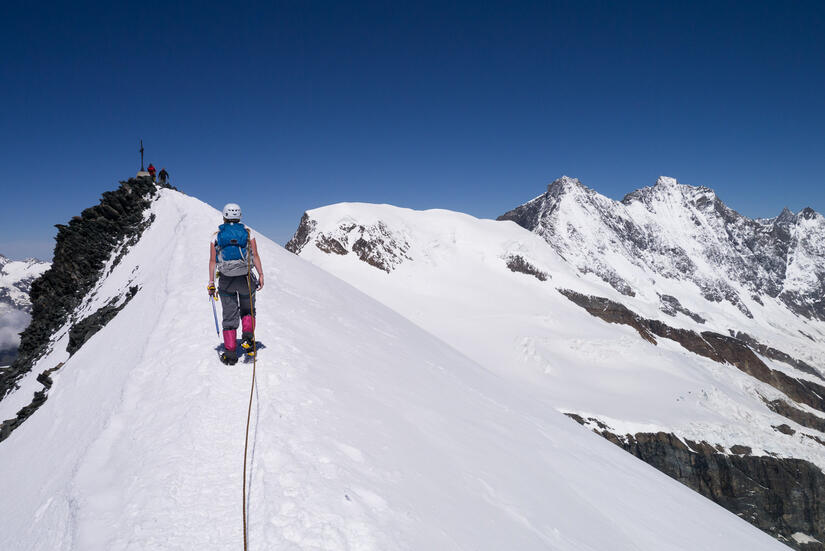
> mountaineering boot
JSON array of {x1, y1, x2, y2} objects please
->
[
  {"x1": 240, "y1": 315, "x2": 255, "y2": 356},
  {"x1": 241, "y1": 332, "x2": 255, "y2": 356},
  {"x1": 220, "y1": 349, "x2": 238, "y2": 365},
  {"x1": 222, "y1": 329, "x2": 238, "y2": 365}
]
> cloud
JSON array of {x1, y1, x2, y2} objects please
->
[{"x1": 0, "y1": 309, "x2": 30, "y2": 350}]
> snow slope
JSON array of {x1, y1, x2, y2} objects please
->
[
  {"x1": 0, "y1": 188, "x2": 785, "y2": 550},
  {"x1": 289, "y1": 200, "x2": 825, "y2": 545}
]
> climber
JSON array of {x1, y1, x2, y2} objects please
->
[
  {"x1": 158, "y1": 167, "x2": 169, "y2": 184},
  {"x1": 147, "y1": 163, "x2": 157, "y2": 181},
  {"x1": 207, "y1": 203, "x2": 264, "y2": 365}
]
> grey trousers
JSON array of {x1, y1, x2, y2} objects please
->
[{"x1": 218, "y1": 274, "x2": 257, "y2": 330}]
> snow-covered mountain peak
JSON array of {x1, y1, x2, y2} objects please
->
[
  {"x1": 622, "y1": 175, "x2": 718, "y2": 209},
  {"x1": 546, "y1": 174, "x2": 584, "y2": 192},
  {"x1": 776, "y1": 206, "x2": 797, "y2": 224},
  {"x1": 800, "y1": 206, "x2": 821, "y2": 221},
  {"x1": 498, "y1": 176, "x2": 825, "y2": 321},
  {"x1": 656, "y1": 175, "x2": 679, "y2": 187}
]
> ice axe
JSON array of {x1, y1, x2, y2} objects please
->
[{"x1": 210, "y1": 294, "x2": 220, "y2": 335}]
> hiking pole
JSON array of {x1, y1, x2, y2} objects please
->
[{"x1": 210, "y1": 295, "x2": 220, "y2": 335}]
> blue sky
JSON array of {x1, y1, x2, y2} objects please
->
[{"x1": 2, "y1": 0, "x2": 823, "y2": 260}]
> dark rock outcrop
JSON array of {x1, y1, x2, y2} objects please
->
[
  {"x1": 733, "y1": 330, "x2": 823, "y2": 381},
  {"x1": 659, "y1": 294, "x2": 706, "y2": 323},
  {"x1": 0, "y1": 350, "x2": 17, "y2": 366},
  {"x1": 0, "y1": 362, "x2": 64, "y2": 443},
  {"x1": 766, "y1": 399, "x2": 825, "y2": 434},
  {"x1": 284, "y1": 213, "x2": 316, "y2": 254},
  {"x1": 566, "y1": 415, "x2": 825, "y2": 550},
  {"x1": 505, "y1": 255, "x2": 548, "y2": 281},
  {"x1": 287, "y1": 216, "x2": 411, "y2": 273},
  {"x1": 0, "y1": 388, "x2": 47, "y2": 443},
  {"x1": 66, "y1": 286, "x2": 139, "y2": 355}
]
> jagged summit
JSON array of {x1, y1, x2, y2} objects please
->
[
  {"x1": 772, "y1": 206, "x2": 798, "y2": 227},
  {"x1": 546, "y1": 175, "x2": 585, "y2": 193},
  {"x1": 496, "y1": 176, "x2": 825, "y2": 320},
  {"x1": 621, "y1": 175, "x2": 718, "y2": 208}
]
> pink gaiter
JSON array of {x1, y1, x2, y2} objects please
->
[
  {"x1": 223, "y1": 329, "x2": 237, "y2": 351},
  {"x1": 242, "y1": 315, "x2": 255, "y2": 334}
]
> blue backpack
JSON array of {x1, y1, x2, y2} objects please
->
[
  {"x1": 215, "y1": 223, "x2": 251, "y2": 276},
  {"x1": 216, "y1": 223, "x2": 249, "y2": 261}
]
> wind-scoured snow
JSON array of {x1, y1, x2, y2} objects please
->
[{"x1": 0, "y1": 190, "x2": 786, "y2": 550}]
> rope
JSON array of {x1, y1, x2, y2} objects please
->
[{"x1": 242, "y1": 237, "x2": 258, "y2": 551}]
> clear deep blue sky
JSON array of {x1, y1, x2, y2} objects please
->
[{"x1": 2, "y1": 0, "x2": 823, "y2": 260}]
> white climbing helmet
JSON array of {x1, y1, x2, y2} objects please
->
[{"x1": 222, "y1": 203, "x2": 242, "y2": 221}]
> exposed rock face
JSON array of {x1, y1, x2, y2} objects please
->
[
  {"x1": 659, "y1": 293, "x2": 706, "y2": 323},
  {"x1": 567, "y1": 415, "x2": 825, "y2": 551},
  {"x1": 733, "y1": 330, "x2": 823, "y2": 381},
  {"x1": 766, "y1": 400, "x2": 825, "y2": 434},
  {"x1": 284, "y1": 213, "x2": 316, "y2": 254},
  {"x1": 287, "y1": 214, "x2": 411, "y2": 272},
  {"x1": 499, "y1": 176, "x2": 825, "y2": 320},
  {"x1": 504, "y1": 255, "x2": 548, "y2": 281},
  {"x1": 0, "y1": 176, "x2": 169, "y2": 442},
  {"x1": 66, "y1": 286, "x2": 139, "y2": 355}
]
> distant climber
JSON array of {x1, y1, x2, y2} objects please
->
[
  {"x1": 207, "y1": 203, "x2": 264, "y2": 365},
  {"x1": 147, "y1": 163, "x2": 156, "y2": 181},
  {"x1": 158, "y1": 167, "x2": 169, "y2": 184}
]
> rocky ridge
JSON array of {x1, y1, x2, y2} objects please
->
[
  {"x1": 287, "y1": 212, "x2": 411, "y2": 272},
  {"x1": 0, "y1": 176, "x2": 171, "y2": 442}
]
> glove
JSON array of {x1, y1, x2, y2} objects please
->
[{"x1": 207, "y1": 282, "x2": 216, "y2": 297}]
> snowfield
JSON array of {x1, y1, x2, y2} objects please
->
[
  {"x1": 0, "y1": 188, "x2": 787, "y2": 549},
  {"x1": 294, "y1": 202, "x2": 825, "y2": 466}
]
